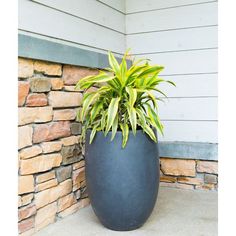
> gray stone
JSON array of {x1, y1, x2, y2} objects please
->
[
  {"x1": 80, "y1": 187, "x2": 88, "y2": 199},
  {"x1": 61, "y1": 144, "x2": 83, "y2": 165},
  {"x1": 56, "y1": 166, "x2": 72, "y2": 183},
  {"x1": 204, "y1": 174, "x2": 217, "y2": 184},
  {"x1": 30, "y1": 78, "x2": 51, "y2": 92},
  {"x1": 75, "y1": 189, "x2": 81, "y2": 200},
  {"x1": 70, "y1": 123, "x2": 82, "y2": 135}
]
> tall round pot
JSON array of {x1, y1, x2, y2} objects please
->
[{"x1": 85, "y1": 129, "x2": 160, "y2": 231}]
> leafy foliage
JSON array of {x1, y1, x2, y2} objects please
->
[{"x1": 76, "y1": 50, "x2": 175, "y2": 148}]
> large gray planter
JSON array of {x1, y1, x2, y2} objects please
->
[{"x1": 85, "y1": 129, "x2": 159, "y2": 231}]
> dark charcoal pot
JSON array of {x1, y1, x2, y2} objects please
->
[{"x1": 85, "y1": 129, "x2": 159, "y2": 231}]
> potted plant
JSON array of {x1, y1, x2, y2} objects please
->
[{"x1": 76, "y1": 51, "x2": 175, "y2": 231}]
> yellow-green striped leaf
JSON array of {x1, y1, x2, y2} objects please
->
[
  {"x1": 126, "y1": 103, "x2": 137, "y2": 135},
  {"x1": 108, "y1": 51, "x2": 120, "y2": 77},
  {"x1": 126, "y1": 87, "x2": 137, "y2": 107},
  {"x1": 105, "y1": 97, "x2": 120, "y2": 135},
  {"x1": 111, "y1": 114, "x2": 118, "y2": 141},
  {"x1": 138, "y1": 65, "x2": 164, "y2": 78},
  {"x1": 147, "y1": 105, "x2": 164, "y2": 136},
  {"x1": 80, "y1": 93, "x2": 99, "y2": 121},
  {"x1": 89, "y1": 124, "x2": 99, "y2": 144},
  {"x1": 90, "y1": 101, "x2": 103, "y2": 122},
  {"x1": 120, "y1": 123, "x2": 129, "y2": 148},
  {"x1": 142, "y1": 124, "x2": 157, "y2": 142}
]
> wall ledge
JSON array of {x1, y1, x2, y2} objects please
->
[
  {"x1": 18, "y1": 34, "x2": 128, "y2": 69},
  {"x1": 158, "y1": 141, "x2": 218, "y2": 161}
]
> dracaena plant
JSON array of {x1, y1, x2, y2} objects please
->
[{"x1": 75, "y1": 51, "x2": 175, "y2": 148}]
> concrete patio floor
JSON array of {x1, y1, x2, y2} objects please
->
[{"x1": 36, "y1": 187, "x2": 218, "y2": 236}]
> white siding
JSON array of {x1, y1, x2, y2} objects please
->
[
  {"x1": 126, "y1": 0, "x2": 216, "y2": 13},
  {"x1": 19, "y1": 0, "x2": 125, "y2": 54},
  {"x1": 98, "y1": 0, "x2": 125, "y2": 13},
  {"x1": 126, "y1": 0, "x2": 218, "y2": 143}
]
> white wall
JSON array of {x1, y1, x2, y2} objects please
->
[
  {"x1": 19, "y1": 0, "x2": 126, "y2": 55},
  {"x1": 126, "y1": 0, "x2": 218, "y2": 143}
]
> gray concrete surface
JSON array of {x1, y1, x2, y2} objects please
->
[{"x1": 36, "y1": 187, "x2": 218, "y2": 236}]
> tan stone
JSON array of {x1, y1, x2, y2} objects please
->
[
  {"x1": 73, "y1": 160, "x2": 85, "y2": 170},
  {"x1": 57, "y1": 193, "x2": 76, "y2": 212},
  {"x1": 36, "y1": 178, "x2": 58, "y2": 192},
  {"x1": 35, "y1": 202, "x2": 57, "y2": 231},
  {"x1": 197, "y1": 161, "x2": 218, "y2": 174},
  {"x1": 19, "y1": 228, "x2": 35, "y2": 236},
  {"x1": 20, "y1": 194, "x2": 34, "y2": 207},
  {"x1": 196, "y1": 183, "x2": 216, "y2": 190},
  {"x1": 40, "y1": 141, "x2": 62, "y2": 153},
  {"x1": 18, "y1": 196, "x2": 22, "y2": 207},
  {"x1": 18, "y1": 204, "x2": 37, "y2": 222},
  {"x1": 160, "y1": 176, "x2": 176, "y2": 183},
  {"x1": 53, "y1": 109, "x2": 76, "y2": 121},
  {"x1": 160, "y1": 182, "x2": 194, "y2": 190},
  {"x1": 34, "y1": 61, "x2": 62, "y2": 76},
  {"x1": 18, "y1": 125, "x2": 33, "y2": 150},
  {"x1": 63, "y1": 86, "x2": 78, "y2": 92},
  {"x1": 48, "y1": 91, "x2": 82, "y2": 108},
  {"x1": 19, "y1": 175, "x2": 34, "y2": 194},
  {"x1": 58, "y1": 198, "x2": 90, "y2": 218},
  {"x1": 18, "y1": 106, "x2": 53, "y2": 125},
  {"x1": 33, "y1": 121, "x2": 71, "y2": 143},
  {"x1": 73, "y1": 167, "x2": 85, "y2": 191},
  {"x1": 35, "y1": 179, "x2": 72, "y2": 209},
  {"x1": 18, "y1": 81, "x2": 30, "y2": 106},
  {"x1": 175, "y1": 183, "x2": 194, "y2": 190},
  {"x1": 51, "y1": 78, "x2": 64, "y2": 90},
  {"x1": 26, "y1": 93, "x2": 48, "y2": 107},
  {"x1": 18, "y1": 217, "x2": 34, "y2": 234},
  {"x1": 36, "y1": 171, "x2": 56, "y2": 184},
  {"x1": 61, "y1": 136, "x2": 78, "y2": 146},
  {"x1": 18, "y1": 58, "x2": 34, "y2": 78},
  {"x1": 19, "y1": 145, "x2": 42, "y2": 159},
  {"x1": 87, "y1": 86, "x2": 98, "y2": 93},
  {"x1": 177, "y1": 177, "x2": 203, "y2": 185},
  {"x1": 63, "y1": 65, "x2": 98, "y2": 85},
  {"x1": 20, "y1": 153, "x2": 62, "y2": 175},
  {"x1": 161, "y1": 158, "x2": 196, "y2": 177}
]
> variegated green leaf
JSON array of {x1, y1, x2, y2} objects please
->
[
  {"x1": 105, "y1": 97, "x2": 120, "y2": 135},
  {"x1": 141, "y1": 123, "x2": 157, "y2": 142},
  {"x1": 90, "y1": 101, "x2": 103, "y2": 122},
  {"x1": 80, "y1": 92, "x2": 99, "y2": 121},
  {"x1": 120, "y1": 123, "x2": 129, "y2": 148},
  {"x1": 126, "y1": 87, "x2": 137, "y2": 107},
  {"x1": 108, "y1": 51, "x2": 120, "y2": 78},
  {"x1": 111, "y1": 114, "x2": 118, "y2": 141},
  {"x1": 126, "y1": 103, "x2": 137, "y2": 135},
  {"x1": 89, "y1": 124, "x2": 99, "y2": 144},
  {"x1": 147, "y1": 105, "x2": 164, "y2": 136}
]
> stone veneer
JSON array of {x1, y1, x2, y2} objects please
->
[
  {"x1": 18, "y1": 58, "x2": 218, "y2": 235},
  {"x1": 160, "y1": 158, "x2": 218, "y2": 190},
  {"x1": 18, "y1": 58, "x2": 96, "y2": 235}
]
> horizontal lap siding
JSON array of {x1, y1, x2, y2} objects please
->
[
  {"x1": 97, "y1": 0, "x2": 125, "y2": 13},
  {"x1": 126, "y1": 1, "x2": 218, "y2": 143},
  {"x1": 159, "y1": 121, "x2": 217, "y2": 143},
  {"x1": 19, "y1": 0, "x2": 125, "y2": 54},
  {"x1": 126, "y1": 2, "x2": 217, "y2": 33},
  {"x1": 126, "y1": 0, "x2": 217, "y2": 14},
  {"x1": 32, "y1": 0, "x2": 125, "y2": 33}
]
